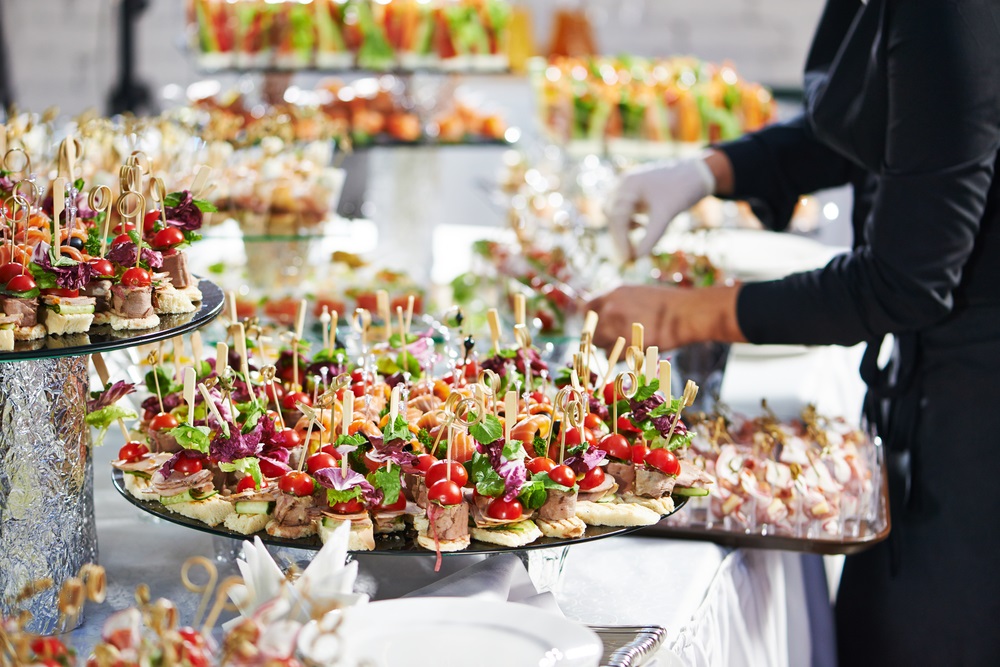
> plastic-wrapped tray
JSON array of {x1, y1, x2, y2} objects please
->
[{"x1": 591, "y1": 625, "x2": 667, "y2": 667}]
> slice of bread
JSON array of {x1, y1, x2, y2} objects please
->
[
  {"x1": 182, "y1": 285, "x2": 203, "y2": 302},
  {"x1": 319, "y1": 516, "x2": 375, "y2": 551},
  {"x1": 123, "y1": 473, "x2": 152, "y2": 498},
  {"x1": 536, "y1": 516, "x2": 586, "y2": 539},
  {"x1": 471, "y1": 520, "x2": 542, "y2": 547},
  {"x1": 0, "y1": 329, "x2": 14, "y2": 351},
  {"x1": 164, "y1": 496, "x2": 233, "y2": 527},
  {"x1": 92, "y1": 311, "x2": 112, "y2": 326},
  {"x1": 622, "y1": 494, "x2": 675, "y2": 516},
  {"x1": 15, "y1": 324, "x2": 46, "y2": 341},
  {"x1": 223, "y1": 512, "x2": 271, "y2": 535},
  {"x1": 575, "y1": 499, "x2": 662, "y2": 527},
  {"x1": 154, "y1": 289, "x2": 196, "y2": 315},
  {"x1": 265, "y1": 521, "x2": 317, "y2": 539},
  {"x1": 412, "y1": 515, "x2": 471, "y2": 552},
  {"x1": 109, "y1": 312, "x2": 160, "y2": 331},
  {"x1": 43, "y1": 311, "x2": 94, "y2": 336},
  {"x1": 373, "y1": 513, "x2": 406, "y2": 535}
]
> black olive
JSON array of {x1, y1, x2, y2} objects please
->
[{"x1": 67, "y1": 236, "x2": 85, "y2": 250}]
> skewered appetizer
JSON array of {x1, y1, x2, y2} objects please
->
[{"x1": 99, "y1": 309, "x2": 712, "y2": 562}]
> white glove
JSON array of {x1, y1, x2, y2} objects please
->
[{"x1": 606, "y1": 156, "x2": 716, "y2": 261}]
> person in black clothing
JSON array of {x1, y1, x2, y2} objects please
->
[{"x1": 591, "y1": 0, "x2": 1000, "y2": 664}]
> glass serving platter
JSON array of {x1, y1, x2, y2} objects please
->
[{"x1": 111, "y1": 467, "x2": 686, "y2": 557}]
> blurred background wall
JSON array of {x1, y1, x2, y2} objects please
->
[{"x1": 4, "y1": 0, "x2": 824, "y2": 116}]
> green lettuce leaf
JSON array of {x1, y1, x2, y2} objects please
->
[
  {"x1": 470, "y1": 414, "x2": 504, "y2": 445},
  {"x1": 85, "y1": 405, "x2": 137, "y2": 446},
  {"x1": 369, "y1": 466, "x2": 402, "y2": 505},
  {"x1": 168, "y1": 424, "x2": 213, "y2": 453},
  {"x1": 219, "y1": 457, "x2": 263, "y2": 489}
]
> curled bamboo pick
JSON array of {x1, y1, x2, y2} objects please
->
[
  {"x1": 180, "y1": 557, "x2": 219, "y2": 629},
  {"x1": 200, "y1": 577, "x2": 242, "y2": 637}
]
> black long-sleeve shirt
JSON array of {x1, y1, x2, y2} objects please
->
[{"x1": 721, "y1": 0, "x2": 1000, "y2": 346}]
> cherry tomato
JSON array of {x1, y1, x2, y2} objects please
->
[
  {"x1": 415, "y1": 453, "x2": 437, "y2": 472},
  {"x1": 278, "y1": 471, "x2": 315, "y2": 496},
  {"x1": 113, "y1": 222, "x2": 136, "y2": 235},
  {"x1": 143, "y1": 210, "x2": 162, "y2": 234},
  {"x1": 561, "y1": 427, "x2": 585, "y2": 447},
  {"x1": 259, "y1": 458, "x2": 287, "y2": 478},
  {"x1": 584, "y1": 428, "x2": 599, "y2": 448},
  {"x1": 320, "y1": 444, "x2": 343, "y2": 460},
  {"x1": 598, "y1": 433, "x2": 631, "y2": 461},
  {"x1": 30, "y1": 637, "x2": 68, "y2": 659},
  {"x1": 425, "y1": 460, "x2": 468, "y2": 488},
  {"x1": 174, "y1": 454, "x2": 204, "y2": 475},
  {"x1": 271, "y1": 427, "x2": 302, "y2": 449},
  {"x1": 427, "y1": 479, "x2": 463, "y2": 506},
  {"x1": 530, "y1": 390, "x2": 550, "y2": 405},
  {"x1": 111, "y1": 233, "x2": 132, "y2": 246},
  {"x1": 148, "y1": 412, "x2": 178, "y2": 431},
  {"x1": 120, "y1": 267, "x2": 151, "y2": 287},
  {"x1": 89, "y1": 257, "x2": 115, "y2": 278},
  {"x1": 377, "y1": 494, "x2": 407, "y2": 512},
  {"x1": 41, "y1": 287, "x2": 79, "y2": 298},
  {"x1": 487, "y1": 496, "x2": 523, "y2": 520},
  {"x1": 602, "y1": 382, "x2": 618, "y2": 406},
  {"x1": 578, "y1": 466, "x2": 606, "y2": 491},
  {"x1": 618, "y1": 416, "x2": 642, "y2": 435},
  {"x1": 362, "y1": 451, "x2": 382, "y2": 473},
  {"x1": 177, "y1": 627, "x2": 207, "y2": 648},
  {"x1": 266, "y1": 382, "x2": 286, "y2": 407},
  {"x1": 350, "y1": 381, "x2": 366, "y2": 397},
  {"x1": 332, "y1": 498, "x2": 366, "y2": 514},
  {"x1": 631, "y1": 444, "x2": 650, "y2": 466},
  {"x1": 354, "y1": 292, "x2": 378, "y2": 312},
  {"x1": 645, "y1": 448, "x2": 681, "y2": 476},
  {"x1": 0, "y1": 262, "x2": 25, "y2": 284},
  {"x1": 350, "y1": 369, "x2": 366, "y2": 383},
  {"x1": 306, "y1": 452, "x2": 338, "y2": 475},
  {"x1": 152, "y1": 226, "x2": 185, "y2": 249},
  {"x1": 584, "y1": 413, "x2": 604, "y2": 430},
  {"x1": 548, "y1": 464, "x2": 577, "y2": 487},
  {"x1": 281, "y1": 391, "x2": 312, "y2": 411},
  {"x1": 118, "y1": 441, "x2": 149, "y2": 462},
  {"x1": 236, "y1": 475, "x2": 263, "y2": 493},
  {"x1": 5, "y1": 274, "x2": 36, "y2": 293},
  {"x1": 526, "y1": 457, "x2": 556, "y2": 475}
]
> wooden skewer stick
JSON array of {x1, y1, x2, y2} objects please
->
[
  {"x1": 505, "y1": 390, "x2": 517, "y2": 442},
  {"x1": 487, "y1": 308, "x2": 502, "y2": 353},
  {"x1": 396, "y1": 305, "x2": 405, "y2": 343},
  {"x1": 191, "y1": 331, "x2": 203, "y2": 369},
  {"x1": 404, "y1": 295, "x2": 415, "y2": 337},
  {"x1": 599, "y1": 336, "x2": 626, "y2": 390},
  {"x1": 232, "y1": 323, "x2": 260, "y2": 404},
  {"x1": 513, "y1": 293, "x2": 526, "y2": 327},
  {"x1": 659, "y1": 360, "x2": 672, "y2": 405},
  {"x1": 389, "y1": 384, "x2": 401, "y2": 421},
  {"x1": 376, "y1": 290, "x2": 391, "y2": 341},
  {"x1": 295, "y1": 299, "x2": 307, "y2": 341},
  {"x1": 148, "y1": 350, "x2": 165, "y2": 414},
  {"x1": 91, "y1": 353, "x2": 130, "y2": 441},
  {"x1": 631, "y1": 323, "x2": 644, "y2": 351},
  {"x1": 226, "y1": 291, "x2": 238, "y2": 326},
  {"x1": 0, "y1": 124, "x2": 6, "y2": 157},
  {"x1": 663, "y1": 380, "x2": 700, "y2": 445},
  {"x1": 183, "y1": 368, "x2": 196, "y2": 427},
  {"x1": 172, "y1": 336, "x2": 185, "y2": 382},
  {"x1": 582, "y1": 310, "x2": 599, "y2": 338},
  {"x1": 51, "y1": 177, "x2": 66, "y2": 259},
  {"x1": 198, "y1": 384, "x2": 230, "y2": 438},
  {"x1": 89, "y1": 185, "x2": 113, "y2": 258},
  {"x1": 341, "y1": 390, "x2": 354, "y2": 473},
  {"x1": 215, "y1": 342, "x2": 228, "y2": 377},
  {"x1": 191, "y1": 165, "x2": 212, "y2": 200},
  {"x1": 645, "y1": 346, "x2": 659, "y2": 383},
  {"x1": 328, "y1": 309, "x2": 338, "y2": 354}
]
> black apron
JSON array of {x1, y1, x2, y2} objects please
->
[{"x1": 805, "y1": 2, "x2": 1000, "y2": 664}]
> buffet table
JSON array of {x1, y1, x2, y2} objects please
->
[{"x1": 71, "y1": 343, "x2": 864, "y2": 667}]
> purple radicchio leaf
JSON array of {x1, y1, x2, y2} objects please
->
[
  {"x1": 209, "y1": 419, "x2": 264, "y2": 463},
  {"x1": 106, "y1": 241, "x2": 163, "y2": 270},
  {"x1": 498, "y1": 459, "x2": 528, "y2": 502},
  {"x1": 630, "y1": 393, "x2": 665, "y2": 424},
  {"x1": 564, "y1": 445, "x2": 607, "y2": 476},
  {"x1": 314, "y1": 467, "x2": 382, "y2": 506},
  {"x1": 165, "y1": 191, "x2": 204, "y2": 232},
  {"x1": 32, "y1": 243, "x2": 97, "y2": 290},
  {"x1": 88, "y1": 380, "x2": 136, "y2": 413},
  {"x1": 142, "y1": 393, "x2": 182, "y2": 414},
  {"x1": 367, "y1": 437, "x2": 417, "y2": 467}
]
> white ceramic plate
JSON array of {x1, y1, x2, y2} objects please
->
[
  {"x1": 338, "y1": 597, "x2": 603, "y2": 667},
  {"x1": 696, "y1": 229, "x2": 844, "y2": 281},
  {"x1": 728, "y1": 342, "x2": 814, "y2": 358}
]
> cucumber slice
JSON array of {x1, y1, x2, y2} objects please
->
[
  {"x1": 160, "y1": 489, "x2": 218, "y2": 505},
  {"x1": 672, "y1": 487, "x2": 710, "y2": 497},
  {"x1": 124, "y1": 470, "x2": 151, "y2": 480},
  {"x1": 234, "y1": 500, "x2": 275, "y2": 515}
]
